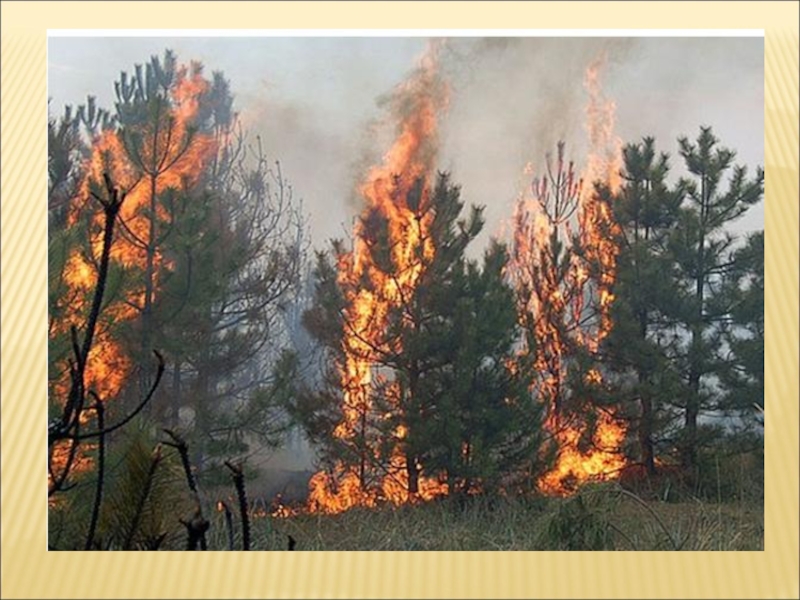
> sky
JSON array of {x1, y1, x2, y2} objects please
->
[{"x1": 48, "y1": 35, "x2": 765, "y2": 256}]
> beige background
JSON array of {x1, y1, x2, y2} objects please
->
[{"x1": 2, "y1": 2, "x2": 797, "y2": 598}]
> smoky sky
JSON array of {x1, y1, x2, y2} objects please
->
[{"x1": 48, "y1": 35, "x2": 765, "y2": 256}]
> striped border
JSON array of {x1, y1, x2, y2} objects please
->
[{"x1": 2, "y1": 2, "x2": 797, "y2": 599}]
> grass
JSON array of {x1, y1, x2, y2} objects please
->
[
  {"x1": 50, "y1": 436, "x2": 764, "y2": 551},
  {"x1": 203, "y1": 483, "x2": 763, "y2": 551}
]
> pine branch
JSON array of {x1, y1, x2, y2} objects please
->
[
  {"x1": 69, "y1": 350, "x2": 165, "y2": 441},
  {"x1": 85, "y1": 394, "x2": 106, "y2": 550},
  {"x1": 122, "y1": 444, "x2": 163, "y2": 550}
]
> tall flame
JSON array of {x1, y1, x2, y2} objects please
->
[
  {"x1": 307, "y1": 43, "x2": 449, "y2": 514},
  {"x1": 508, "y1": 55, "x2": 627, "y2": 496},
  {"x1": 579, "y1": 56, "x2": 624, "y2": 350}
]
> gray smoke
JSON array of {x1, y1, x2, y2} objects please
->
[{"x1": 235, "y1": 36, "x2": 763, "y2": 256}]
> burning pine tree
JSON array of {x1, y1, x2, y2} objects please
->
[
  {"x1": 292, "y1": 52, "x2": 632, "y2": 514},
  {"x1": 299, "y1": 45, "x2": 452, "y2": 513},
  {"x1": 295, "y1": 45, "x2": 549, "y2": 513},
  {"x1": 50, "y1": 50, "x2": 306, "y2": 485},
  {"x1": 49, "y1": 55, "x2": 217, "y2": 489},
  {"x1": 506, "y1": 58, "x2": 628, "y2": 496}
]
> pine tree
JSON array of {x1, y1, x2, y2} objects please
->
[
  {"x1": 379, "y1": 173, "x2": 484, "y2": 496},
  {"x1": 295, "y1": 172, "x2": 546, "y2": 502},
  {"x1": 604, "y1": 137, "x2": 684, "y2": 475},
  {"x1": 669, "y1": 127, "x2": 763, "y2": 468},
  {"x1": 296, "y1": 173, "x2": 481, "y2": 496},
  {"x1": 49, "y1": 50, "x2": 306, "y2": 480},
  {"x1": 507, "y1": 142, "x2": 628, "y2": 495},
  {"x1": 717, "y1": 231, "x2": 764, "y2": 427},
  {"x1": 421, "y1": 241, "x2": 548, "y2": 496},
  {"x1": 48, "y1": 104, "x2": 84, "y2": 229}
]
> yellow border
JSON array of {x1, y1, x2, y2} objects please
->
[{"x1": 2, "y1": 2, "x2": 797, "y2": 599}]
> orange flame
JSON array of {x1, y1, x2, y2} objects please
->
[
  {"x1": 307, "y1": 43, "x2": 449, "y2": 515},
  {"x1": 508, "y1": 55, "x2": 627, "y2": 496},
  {"x1": 579, "y1": 55, "x2": 624, "y2": 351}
]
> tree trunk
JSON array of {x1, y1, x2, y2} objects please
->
[
  {"x1": 358, "y1": 398, "x2": 367, "y2": 491},
  {"x1": 169, "y1": 361, "x2": 182, "y2": 429},
  {"x1": 446, "y1": 464, "x2": 455, "y2": 496},
  {"x1": 639, "y1": 395, "x2": 656, "y2": 475},
  {"x1": 406, "y1": 454, "x2": 420, "y2": 497},
  {"x1": 193, "y1": 356, "x2": 210, "y2": 473},
  {"x1": 139, "y1": 172, "x2": 159, "y2": 416},
  {"x1": 406, "y1": 362, "x2": 421, "y2": 497},
  {"x1": 637, "y1": 306, "x2": 656, "y2": 476},
  {"x1": 683, "y1": 370, "x2": 700, "y2": 469},
  {"x1": 683, "y1": 172, "x2": 706, "y2": 470}
]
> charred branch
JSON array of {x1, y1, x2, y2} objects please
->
[
  {"x1": 224, "y1": 460, "x2": 251, "y2": 550},
  {"x1": 163, "y1": 428, "x2": 208, "y2": 550}
]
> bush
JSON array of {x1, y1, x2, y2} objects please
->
[{"x1": 539, "y1": 489, "x2": 615, "y2": 550}]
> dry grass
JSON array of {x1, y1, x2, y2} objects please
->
[
  {"x1": 208, "y1": 484, "x2": 763, "y2": 551},
  {"x1": 51, "y1": 440, "x2": 764, "y2": 551}
]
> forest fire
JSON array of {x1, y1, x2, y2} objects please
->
[
  {"x1": 51, "y1": 47, "x2": 626, "y2": 510},
  {"x1": 508, "y1": 56, "x2": 627, "y2": 496},
  {"x1": 45, "y1": 37, "x2": 765, "y2": 555},
  {"x1": 300, "y1": 52, "x2": 629, "y2": 513},
  {"x1": 49, "y1": 64, "x2": 216, "y2": 486},
  {"x1": 306, "y1": 44, "x2": 450, "y2": 514}
]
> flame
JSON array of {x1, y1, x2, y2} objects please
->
[
  {"x1": 306, "y1": 43, "x2": 449, "y2": 515},
  {"x1": 537, "y1": 410, "x2": 625, "y2": 495},
  {"x1": 579, "y1": 55, "x2": 624, "y2": 351},
  {"x1": 50, "y1": 64, "x2": 217, "y2": 487},
  {"x1": 508, "y1": 55, "x2": 627, "y2": 496}
]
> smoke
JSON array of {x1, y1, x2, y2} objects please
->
[
  {"x1": 230, "y1": 36, "x2": 762, "y2": 256},
  {"x1": 435, "y1": 38, "x2": 637, "y2": 254},
  {"x1": 49, "y1": 35, "x2": 763, "y2": 250},
  {"x1": 237, "y1": 81, "x2": 361, "y2": 247}
]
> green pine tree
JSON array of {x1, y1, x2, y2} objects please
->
[
  {"x1": 717, "y1": 231, "x2": 764, "y2": 426},
  {"x1": 421, "y1": 241, "x2": 549, "y2": 497},
  {"x1": 669, "y1": 127, "x2": 763, "y2": 469},
  {"x1": 604, "y1": 137, "x2": 684, "y2": 475}
]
